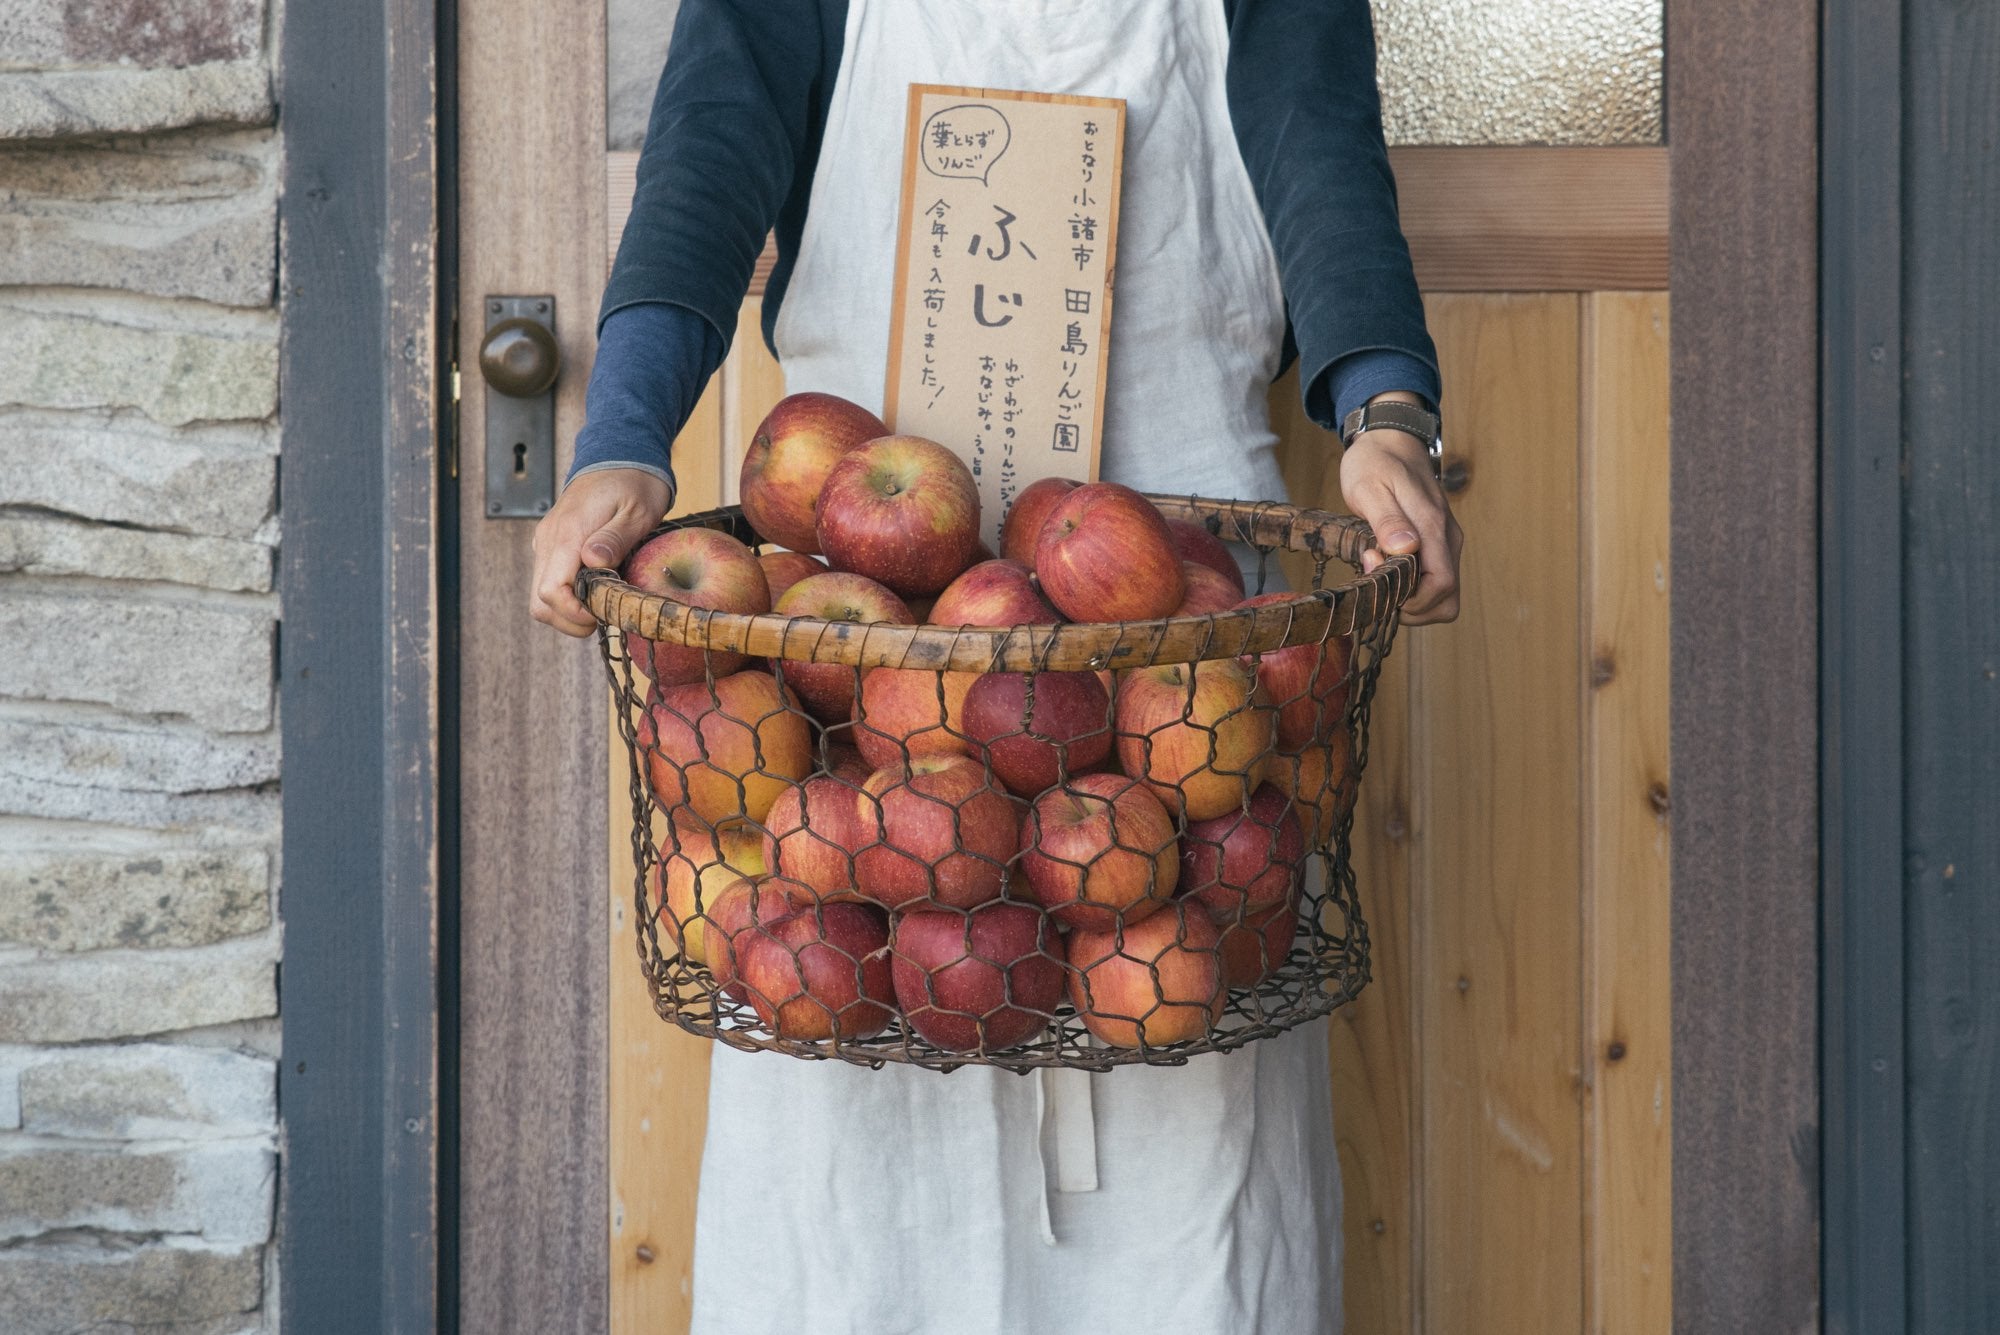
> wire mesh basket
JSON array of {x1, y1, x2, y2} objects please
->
[{"x1": 578, "y1": 493, "x2": 1414, "y2": 1073}]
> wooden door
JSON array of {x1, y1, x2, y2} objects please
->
[
  {"x1": 455, "y1": 5, "x2": 610, "y2": 1333},
  {"x1": 452, "y1": 7, "x2": 1674, "y2": 1326},
  {"x1": 599, "y1": 153, "x2": 1674, "y2": 1335}
]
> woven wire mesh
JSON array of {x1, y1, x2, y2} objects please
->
[{"x1": 586, "y1": 496, "x2": 1413, "y2": 1073}]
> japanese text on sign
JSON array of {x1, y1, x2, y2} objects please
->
[{"x1": 885, "y1": 86, "x2": 1126, "y2": 550}]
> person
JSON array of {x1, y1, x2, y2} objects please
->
[{"x1": 531, "y1": 2, "x2": 1462, "y2": 1330}]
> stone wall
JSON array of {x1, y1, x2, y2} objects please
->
[{"x1": 0, "y1": 2, "x2": 281, "y2": 1331}]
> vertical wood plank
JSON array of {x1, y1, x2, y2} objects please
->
[
  {"x1": 609, "y1": 380, "x2": 724, "y2": 1335},
  {"x1": 1272, "y1": 363, "x2": 1421, "y2": 1334},
  {"x1": 1581, "y1": 293, "x2": 1673, "y2": 1335},
  {"x1": 1417, "y1": 293, "x2": 1584, "y2": 1334},
  {"x1": 1333, "y1": 644, "x2": 1419, "y2": 1335},
  {"x1": 456, "y1": 0, "x2": 609, "y2": 1329},
  {"x1": 1668, "y1": 0, "x2": 1821, "y2": 1325}
]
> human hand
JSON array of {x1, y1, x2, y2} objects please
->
[
  {"x1": 1339, "y1": 419, "x2": 1464, "y2": 625},
  {"x1": 529, "y1": 467, "x2": 674, "y2": 636}
]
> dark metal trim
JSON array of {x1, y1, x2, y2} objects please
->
[
  {"x1": 278, "y1": 0, "x2": 444, "y2": 1327},
  {"x1": 1819, "y1": 3, "x2": 1909, "y2": 1331}
]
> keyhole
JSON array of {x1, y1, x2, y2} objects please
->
[{"x1": 512, "y1": 442, "x2": 528, "y2": 477}]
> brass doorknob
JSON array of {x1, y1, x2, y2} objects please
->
[{"x1": 479, "y1": 318, "x2": 560, "y2": 398}]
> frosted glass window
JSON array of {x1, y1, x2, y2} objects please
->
[
  {"x1": 607, "y1": 0, "x2": 1663, "y2": 151},
  {"x1": 1373, "y1": 0, "x2": 1662, "y2": 145}
]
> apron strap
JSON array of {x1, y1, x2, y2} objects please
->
[{"x1": 1035, "y1": 1063, "x2": 1100, "y2": 1245}]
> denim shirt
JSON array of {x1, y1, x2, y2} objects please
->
[{"x1": 573, "y1": 0, "x2": 1439, "y2": 490}]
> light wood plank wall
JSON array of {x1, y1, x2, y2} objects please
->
[{"x1": 606, "y1": 153, "x2": 1671, "y2": 1335}]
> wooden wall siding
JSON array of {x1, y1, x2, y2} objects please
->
[
  {"x1": 456, "y1": 2, "x2": 611, "y2": 1330},
  {"x1": 607, "y1": 147, "x2": 1668, "y2": 295},
  {"x1": 608, "y1": 289, "x2": 1672, "y2": 1335},
  {"x1": 1900, "y1": 0, "x2": 2000, "y2": 1321}
]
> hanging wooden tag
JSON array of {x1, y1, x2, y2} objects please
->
[{"x1": 884, "y1": 84, "x2": 1126, "y2": 551}]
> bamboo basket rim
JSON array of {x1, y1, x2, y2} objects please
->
[{"x1": 577, "y1": 493, "x2": 1414, "y2": 674}]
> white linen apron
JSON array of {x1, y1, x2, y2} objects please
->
[{"x1": 693, "y1": 4, "x2": 1341, "y2": 1331}]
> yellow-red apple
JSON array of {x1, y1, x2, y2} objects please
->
[
  {"x1": 1066, "y1": 906, "x2": 1225, "y2": 1048},
  {"x1": 815, "y1": 435, "x2": 981, "y2": 597},
  {"x1": 999, "y1": 476, "x2": 1081, "y2": 568},
  {"x1": 929, "y1": 558, "x2": 1058, "y2": 627},
  {"x1": 960, "y1": 669, "x2": 1112, "y2": 797},
  {"x1": 706, "y1": 875, "x2": 811, "y2": 1001},
  {"x1": 770, "y1": 572, "x2": 915, "y2": 725},
  {"x1": 760, "y1": 761, "x2": 873, "y2": 902},
  {"x1": 758, "y1": 550, "x2": 827, "y2": 603},
  {"x1": 734, "y1": 902, "x2": 894, "y2": 1040},
  {"x1": 619, "y1": 526, "x2": 770, "y2": 685},
  {"x1": 891, "y1": 901, "x2": 1066, "y2": 1052},
  {"x1": 851, "y1": 666, "x2": 973, "y2": 772},
  {"x1": 639, "y1": 669, "x2": 813, "y2": 825},
  {"x1": 1216, "y1": 899, "x2": 1299, "y2": 988},
  {"x1": 1265, "y1": 730, "x2": 1352, "y2": 848},
  {"x1": 1035, "y1": 482, "x2": 1184, "y2": 622},
  {"x1": 852, "y1": 755, "x2": 1017, "y2": 910},
  {"x1": 740, "y1": 392, "x2": 888, "y2": 553},
  {"x1": 1166, "y1": 518, "x2": 1245, "y2": 596},
  {"x1": 656, "y1": 814, "x2": 767, "y2": 966},
  {"x1": 1018, "y1": 772, "x2": 1177, "y2": 932},
  {"x1": 1236, "y1": 592, "x2": 1354, "y2": 750},
  {"x1": 1175, "y1": 560, "x2": 1243, "y2": 616},
  {"x1": 1179, "y1": 782, "x2": 1305, "y2": 920},
  {"x1": 1113, "y1": 657, "x2": 1274, "y2": 821}
]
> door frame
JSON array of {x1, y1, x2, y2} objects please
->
[
  {"x1": 277, "y1": 2, "x2": 1835, "y2": 1331},
  {"x1": 276, "y1": 0, "x2": 447, "y2": 1330}
]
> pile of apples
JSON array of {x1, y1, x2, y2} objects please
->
[{"x1": 619, "y1": 393, "x2": 1356, "y2": 1056}]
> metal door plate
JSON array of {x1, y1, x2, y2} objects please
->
[{"x1": 483, "y1": 295, "x2": 556, "y2": 517}]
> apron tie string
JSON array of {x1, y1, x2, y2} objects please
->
[{"x1": 1034, "y1": 1063, "x2": 1100, "y2": 1245}]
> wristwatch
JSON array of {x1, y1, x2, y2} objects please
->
[{"x1": 1340, "y1": 399, "x2": 1444, "y2": 481}]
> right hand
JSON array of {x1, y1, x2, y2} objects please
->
[{"x1": 529, "y1": 467, "x2": 674, "y2": 636}]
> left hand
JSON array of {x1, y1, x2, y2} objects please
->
[{"x1": 1339, "y1": 426, "x2": 1464, "y2": 625}]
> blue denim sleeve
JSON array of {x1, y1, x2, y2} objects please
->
[
  {"x1": 1309, "y1": 349, "x2": 1442, "y2": 429},
  {"x1": 565, "y1": 302, "x2": 727, "y2": 493},
  {"x1": 1226, "y1": 0, "x2": 1440, "y2": 429}
]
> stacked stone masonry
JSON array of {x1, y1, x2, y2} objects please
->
[{"x1": 0, "y1": 1, "x2": 281, "y2": 1330}]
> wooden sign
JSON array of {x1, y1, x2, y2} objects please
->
[{"x1": 884, "y1": 84, "x2": 1126, "y2": 551}]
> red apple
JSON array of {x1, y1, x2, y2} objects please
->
[
  {"x1": 760, "y1": 761, "x2": 873, "y2": 903},
  {"x1": 1018, "y1": 772, "x2": 1177, "y2": 932},
  {"x1": 638, "y1": 669, "x2": 814, "y2": 825},
  {"x1": 1166, "y1": 518, "x2": 1246, "y2": 596},
  {"x1": 852, "y1": 756, "x2": 1017, "y2": 910},
  {"x1": 1236, "y1": 593, "x2": 1354, "y2": 750},
  {"x1": 1066, "y1": 906, "x2": 1225, "y2": 1048},
  {"x1": 851, "y1": 666, "x2": 973, "y2": 772},
  {"x1": 1266, "y1": 730, "x2": 1352, "y2": 848},
  {"x1": 656, "y1": 814, "x2": 767, "y2": 965},
  {"x1": 959, "y1": 670, "x2": 1112, "y2": 797},
  {"x1": 1175, "y1": 561, "x2": 1242, "y2": 617},
  {"x1": 769, "y1": 572, "x2": 916, "y2": 725},
  {"x1": 707, "y1": 876, "x2": 812, "y2": 1001},
  {"x1": 1179, "y1": 783, "x2": 1305, "y2": 920},
  {"x1": 1113, "y1": 657, "x2": 1274, "y2": 822},
  {"x1": 740, "y1": 392, "x2": 888, "y2": 553},
  {"x1": 1216, "y1": 899, "x2": 1299, "y2": 989},
  {"x1": 758, "y1": 550, "x2": 828, "y2": 603},
  {"x1": 1035, "y1": 482, "x2": 1184, "y2": 622},
  {"x1": 891, "y1": 902, "x2": 1066, "y2": 1052},
  {"x1": 816, "y1": 435, "x2": 981, "y2": 597},
  {"x1": 620, "y1": 527, "x2": 771, "y2": 685},
  {"x1": 929, "y1": 559, "x2": 1059, "y2": 627},
  {"x1": 999, "y1": 476, "x2": 1081, "y2": 568},
  {"x1": 735, "y1": 902, "x2": 894, "y2": 1040}
]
